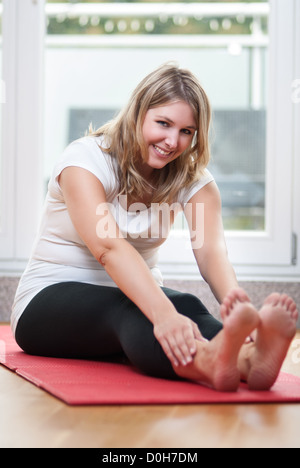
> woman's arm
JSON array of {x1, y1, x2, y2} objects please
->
[
  {"x1": 184, "y1": 181, "x2": 245, "y2": 304},
  {"x1": 59, "y1": 166, "x2": 201, "y2": 367}
]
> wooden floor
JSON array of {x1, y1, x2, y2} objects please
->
[{"x1": 1, "y1": 328, "x2": 300, "y2": 448}]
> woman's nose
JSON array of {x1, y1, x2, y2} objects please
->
[{"x1": 165, "y1": 130, "x2": 179, "y2": 149}]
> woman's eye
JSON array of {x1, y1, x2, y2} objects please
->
[
  {"x1": 156, "y1": 121, "x2": 169, "y2": 127},
  {"x1": 156, "y1": 121, "x2": 193, "y2": 135}
]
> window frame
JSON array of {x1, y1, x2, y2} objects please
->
[
  {"x1": 0, "y1": 0, "x2": 15, "y2": 261},
  {"x1": 0, "y1": 0, "x2": 44, "y2": 272}
]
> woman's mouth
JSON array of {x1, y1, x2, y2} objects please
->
[{"x1": 153, "y1": 145, "x2": 173, "y2": 158}]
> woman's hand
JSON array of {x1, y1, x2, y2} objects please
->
[{"x1": 153, "y1": 312, "x2": 204, "y2": 368}]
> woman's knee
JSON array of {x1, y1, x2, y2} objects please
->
[
  {"x1": 163, "y1": 289, "x2": 208, "y2": 316},
  {"x1": 163, "y1": 288, "x2": 223, "y2": 340}
]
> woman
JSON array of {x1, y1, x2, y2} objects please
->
[{"x1": 12, "y1": 64, "x2": 298, "y2": 392}]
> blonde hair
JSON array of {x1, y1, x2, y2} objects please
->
[{"x1": 90, "y1": 63, "x2": 212, "y2": 204}]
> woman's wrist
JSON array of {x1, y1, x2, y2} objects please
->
[{"x1": 147, "y1": 298, "x2": 179, "y2": 326}]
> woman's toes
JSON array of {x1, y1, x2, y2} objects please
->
[
  {"x1": 292, "y1": 304, "x2": 299, "y2": 320},
  {"x1": 220, "y1": 295, "x2": 233, "y2": 316},
  {"x1": 266, "y1": 293, "x2": 298, "y2": 318},
  {"x1": 279, "y1": 294, "x2": 290, "y2": 307},
  {"x1": 221, "y1": 289, "x2": 251, "y2": 320},
  {"x1": 263, "y1": 293, "x2": 281, "y2": 307},
  {"x1": 235, "y1": 288, "x2": 251, "y2": 303},
  {"x1": 283, "y1": 296, "x2": 297, "y2": 314}
]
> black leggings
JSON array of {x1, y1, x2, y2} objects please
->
[{"x1": 15, "y1": 282, "x2": 223, "y2": 380}]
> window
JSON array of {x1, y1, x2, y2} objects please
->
[
  {"x1": 44, "y1": 0, "x2": 268, "y2": 232},
  {"x1": 0, "y1": 0, "x2": 299, "y2": 280},
  {"x1": 159, "y1": 0, "x2": 298, "y2": 277}
]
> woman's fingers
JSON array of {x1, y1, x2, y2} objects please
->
[
  {"x1": 154, "y1": 314, "x2": 204, "y2": 368},
  {"x1": 161, "y1": 324, "x2": 196, "y2": 367},
  {"x1": 159, "y1": 337, "x2": 180, "y2": 368},
  {"x1": 192, "y1": 322, "x2": 205, "y2": 345}
]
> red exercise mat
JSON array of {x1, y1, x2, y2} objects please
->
[{"x1": 1, "y1": 325, "x2": 300, "y2": 406}]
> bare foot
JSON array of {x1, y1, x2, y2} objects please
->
[
  {"x1": 174, "y1": 289, "x2": 260, "y2": 392},
  {"x1": 247, "y1": 293, "x2": 298, "y2": 391}
]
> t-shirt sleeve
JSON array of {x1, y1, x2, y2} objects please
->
[
  {"x1": 48, "y1": 137, "x2": 116, "y2": 200},
  {"x1": 177, "y1": 169, "x2": 214, "y2": 208}
]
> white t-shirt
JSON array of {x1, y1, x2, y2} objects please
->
[{"x1": 11, "y1": 136, "x2": 214, "y2": 335}]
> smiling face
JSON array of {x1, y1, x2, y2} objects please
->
[{"x1": 141, "y1": 101, "x2": 197, "y2": 176}]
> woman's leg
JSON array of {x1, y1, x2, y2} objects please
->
[
  {"x1": 117, "y1": 287, "x2": 224, "y2": 379},
  {"x1": 162, "y1": 287, "x2": 223, "y2": 341},
  {"x1": 15, "y1": 282, "x2": 125, "y2": 359},
  {"x1": 17, "y1": 281, "x2": 297, "y2": 391},
  {"x1": 15, "y1": 282, "x2": 223, "y2": 380}
]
